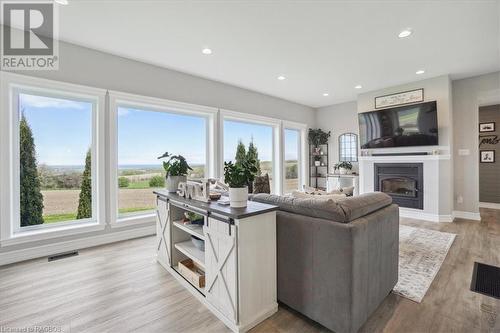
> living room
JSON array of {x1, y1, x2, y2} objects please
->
[{"x1": 0, "y1": 1, "x2": 499, "y2": 333}]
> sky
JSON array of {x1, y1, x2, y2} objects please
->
[{"x1": 20, "y1": 94, "x2": 300, "y2": 167}]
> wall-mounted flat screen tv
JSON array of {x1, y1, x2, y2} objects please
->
[{"x1": 358, "y1": 101, "x2": 438, "y2": 149}]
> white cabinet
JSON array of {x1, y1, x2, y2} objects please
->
[
  {"x1": 155, "y1": 191, "x2": 277, "y2": 333},
  {"x1": 155, "y1": 196, "x2": 170, "y2": 268},
  {"x1": 204, "y1": 217, "x2": 238, "y2": 322}
]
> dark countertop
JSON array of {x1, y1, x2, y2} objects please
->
[{"x1": 154, "y1": 190, "x2": 278, "y2": 220}]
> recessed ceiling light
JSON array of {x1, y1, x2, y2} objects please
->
[
  {"x1": 54, "y1": 0, "x2": 68, "y2": 4},
  {"x1": 416, "y1": 69, "x2": 425, "y2": 75},
  {"x1": 277, "y1": 75, "x2": 286, "y2": 81},
  {"x1": 354, "y1": 85, "x2": 362, "y2": 89},
  {"x1": 201, "y1": 48, "x2": 212, "y2": 55},
  {"x1": 398, "y1": 29, "x2": 412, "y2": 38},
  {"x1": 322, "y1": 93, "x2": 329, "y2": 97}
]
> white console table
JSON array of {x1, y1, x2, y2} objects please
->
[
  {"x1": 154, "y1": 190, "x2": 278, "y2": 332},
  {"x1": 327, "y1": 174, "x2": 360, "y2": 195}
]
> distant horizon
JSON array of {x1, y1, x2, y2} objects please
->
[{"x1": 39, "y1": 160, "x2": 298, "y2": 169}]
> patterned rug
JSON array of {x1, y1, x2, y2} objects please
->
[{"x1": 393, "y1": 225, "x2": 456, "y2": 303}]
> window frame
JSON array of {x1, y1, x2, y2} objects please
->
[
  {"x1": 282, "y1": 122, "x2": 307, "y2": 194},
  {"x1": 0, "y1": 72, "x2": 106, "y2": 246},
  {"x1": 339, "y1": 132, "x2": 359, "y2": 162},
  {"x1": 220, "y1": 109, "x2": 282, "y2": 194},
  {"x1": 108, "y1": 91, "x2": 217, "y2": 227}
]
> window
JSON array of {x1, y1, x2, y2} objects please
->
[
  {"x1": 17, "y1": 92, "x2": 96, "y2": 229},
  {"x1": 116, "y1": 106, "x2": 208, "y2": 218},
  {"x1": 339, "y1": 133, "x2": 358, "y2": 162},
  {"x1": 223, "y1": 119, "x2": 275, "y2": 191},
  {"x1": 284, "y1": 128, "x2": 300, "y2": 193}
]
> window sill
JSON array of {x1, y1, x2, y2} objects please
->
[
  {"x1": 1, "y1": 221, "x2": 106, "y2": 247},
  {"x1": 111, "y1": 213, "x2": 156, "y2": 228}
]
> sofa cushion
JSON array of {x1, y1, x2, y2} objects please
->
[{"x1": 252, "y1": 192, "x2": 392, "y2": 222}]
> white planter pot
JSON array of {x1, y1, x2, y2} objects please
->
[
  {"x1": 166, "y1": 175, "x2": 187, "y2": 193},
  {"x1": 314, "y1": 161, "x2": 321, "y2": 166},
  {"x1": 229, "y1": 187, "x2": 248, "y2": 208},
  {"x1": 339, "y1": 168, "x2": 348, "y2": 175}
]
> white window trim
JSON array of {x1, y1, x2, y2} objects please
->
[
  {"x1": 219, "y1": 109, "x2": 307, "y2": 195},
  {"x1": 282, "y1": 121, "x2": 308, "y2": 193},
  {"x1": 0, "y1": 72, "x2": 106, "y2": 246},
  {"x1": 108, "y1": 90, "x2": 218, "y2": 227}
]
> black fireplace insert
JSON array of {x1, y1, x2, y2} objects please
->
[{"x1": 374, "y1": 163, "x2": 423, "y2": 209}]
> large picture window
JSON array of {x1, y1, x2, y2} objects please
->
[
  {"x1": 116, "y1": 106, "x2": 207, "y2": 217},
  {"x1": 17, "y1": 92, "x2": 96, "y2": 228},
  {"x1": 223, "y1": 119, "x2": 274, "y2": 191},
  {"x1": 284, "y1": 128, "x2": 300, "y2": 193}
]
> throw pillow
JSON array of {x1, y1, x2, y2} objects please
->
[{"x1": 253, "y1": 174, "x2": 271, "y2": 194}]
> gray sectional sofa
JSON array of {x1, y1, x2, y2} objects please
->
[{"x1": 251, "y1": 192, "x2": 399, "y2": 333}]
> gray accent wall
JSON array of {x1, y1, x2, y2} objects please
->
[
  {"x1": 479, "y1": 104, "x2": 500, "y2": 203},
  {"x1": 453, "y1": 72, "x2": 500, "y2": 213}
]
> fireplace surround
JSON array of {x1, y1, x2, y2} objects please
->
[{"x1": 374, "y1": 163, "x2": 423, "y2": 209}]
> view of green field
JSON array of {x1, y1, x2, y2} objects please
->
[{"x1": 40, "y1": 161, "x2": 298, "y2": 223}]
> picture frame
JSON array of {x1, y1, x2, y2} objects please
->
[
  {"x1": 479, "y1": 122, "x2": 495, "y2": 133},
  {"x1": 375, "y1": 88, "x2": 424, "y2": 109},
  {"x1": 480, "y1": 150, "x2": 495, "y2": 163}
]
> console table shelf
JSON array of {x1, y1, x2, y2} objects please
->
[
  {"x1": 174, "y1": 240, "x2": 205, "y2": 269},
  {"x1": 173, "y1": 221, "x2": 204, "y2": 239}
]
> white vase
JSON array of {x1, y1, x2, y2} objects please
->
[
  {"x1": 314, "y1": 161, "x2": 321, "y2": 166},
  {"x1": 166, "y1": 175, "x2": 186, "y2": 193},
  {"x1": 339, "y1": 168, "x2": 348, "y2": 175},
  {"x1": 229, "y1": 187, "x2": 248, "y2": 208}
]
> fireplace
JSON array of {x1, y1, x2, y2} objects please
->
[{"x1": 374, "y1": 163, "x2": 423, "y2": 209}]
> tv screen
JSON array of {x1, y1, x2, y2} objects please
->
[{"x1": 358, "y1": 101, "x2": 438, "y2": 149}]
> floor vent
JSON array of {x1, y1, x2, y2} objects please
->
[
  {"x1": 471, "y1": 262, "x2": 500, "y2": 299},
  {"x1": 48, "y1": 251, "x2": 79, "y2": 262}
]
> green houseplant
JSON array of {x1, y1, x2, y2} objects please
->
[
  {"x1": 158, "y1": 152, "x2": 192, "y2": 192},
  {"x1": 334, "y1": 161, "x2": 353, "y2": 175},
  {"x1": 224, "y1": 157, "x2": 258, "y2": 208},
  {"x1": 308, "y1": 129, "x2": 331, "y2": 149}
]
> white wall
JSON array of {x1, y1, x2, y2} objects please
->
[
  {"x1": 453, "y1": 72, "x2": 500, "y2": 214},
  {"x1": 316, "y1": 75, "x2": 455, "y2": 218},
  {"x1": 357, "y1": 75, "x2": 453, "y2": 154},
  {"x1": 315, "y1": 101, "x2": 358, "y2": 173},
  {"x1": 316, "y1": 73, "x2": 500, "y2": 218},
  {"x1": 2, "y1": 40, "x2": 315, "y2": 126},
  {"x1": 0, "y1": 40, "x2": 314, "y2": 262}
]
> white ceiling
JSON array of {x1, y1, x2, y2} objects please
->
[{"x1": 55, "y1": 1, "x2": 499, "y2": 108}]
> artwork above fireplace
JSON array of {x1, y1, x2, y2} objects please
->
[{"x1": 374, "y1": 163, "x2": 423, "y2": 209}]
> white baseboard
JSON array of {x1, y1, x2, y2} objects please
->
[
  {"x1": 0, "y1": 225, "x2": 155, "y2": 266},
  {"x1": 452, "y1": 210, "x2": 481, "y2": 221},
  {"x1": 399, "y1": 208, "x2": 453, "y2": 223},
  {"x1": 479, "y1": 202, "x2": 500, "y2": 210}
]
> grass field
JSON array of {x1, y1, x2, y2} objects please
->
[{"x1": 40, "y1": 160, "x2": 298, "y2": 224}]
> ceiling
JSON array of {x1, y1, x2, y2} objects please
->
[{"x1": 53, "y1": 1, "x2": 500, "y2": 107}]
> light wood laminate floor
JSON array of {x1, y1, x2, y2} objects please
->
[{"x1": 1, "y1": 209, "x2": 499, "y2": 333}]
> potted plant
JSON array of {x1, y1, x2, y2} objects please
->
[
  {"x1": 224, "y1": 157, "x2": 258, "y2": 208},
  {"x1": 314, "y1": 155, "x2": 321, "y2": 166},
  {"x1": 158, "y1": 152, "x2": 192, "y2": 192},
  {"x1": 334, "y1": 161, "x2": 353, "y2": 175},
  {"x1": 308, "y1": 129, "x2": 331, "y2": 152}
]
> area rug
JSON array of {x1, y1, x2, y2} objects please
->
[{"x1": 393, "y1": 225, "x2": 456, "y2": 303}]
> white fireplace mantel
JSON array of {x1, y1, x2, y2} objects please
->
[{"x1": 359, "y1": 154, "x2": 453, "y2": 222}]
